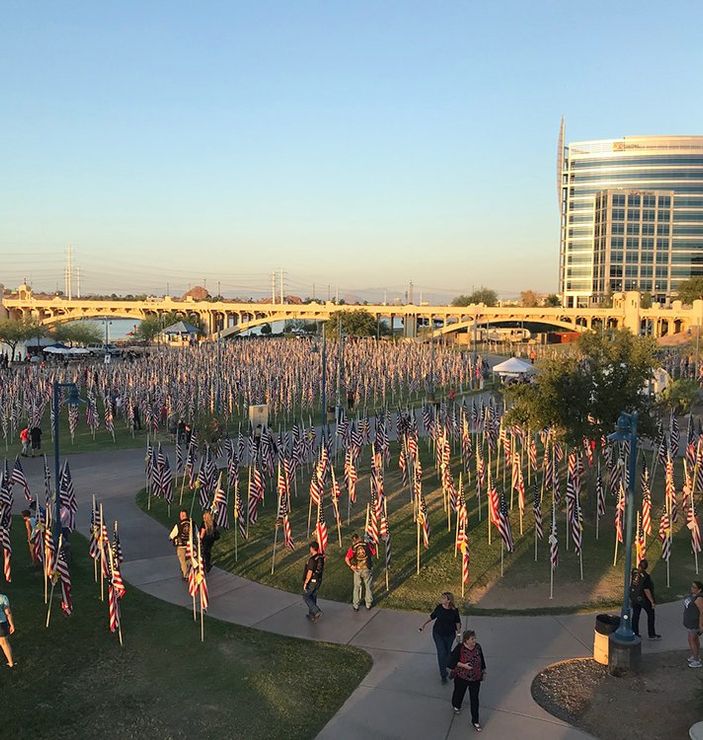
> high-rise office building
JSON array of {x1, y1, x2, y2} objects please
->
[{"x1": 558, "y1": 131, "x2": 703, "y2": 307}]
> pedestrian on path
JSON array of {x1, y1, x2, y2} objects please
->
[
  {"x1": 19, "y1": 427, "x2": 30, "y2": 457},
  {"x1": 447, "y1": 630, "x2": 486, "y2": 732},
  {"x1": 630, "y1": 559, "x2": 661, "y2": 640},
  {"x1": 303, "y1": 542, "x2": 325, "y2": 622},
  {"x1": 29, "y1": 425, "x2": 42, "y2": 456},
  {"x1": 169, "y1": 510, "x2": 191, "y2": 580},
  {"x1": 0, "y1": 592, "x2": 16, "y2": 668},
  {"x1": 199, "y1": 511, "x2": 219, "y2": 573},
  {"x1": 684, "y1": 580, "x2": 703, "y2": 668},
  {"x1": 419, "y1": 592, "x2": 462, "y2": 684},
  {"x1": 344, "y1": 533, "x2": 375, "y2": 611}
]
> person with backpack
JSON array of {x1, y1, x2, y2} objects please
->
[
  {"x1": 345, "y1": 533, "x2": 375, "y2": 611},
  {"x1": 630, "y1": 559, "x2": 661, "y2": 640},
  {"x1": 447, "y1": 630, "x2": 486, "y2": 732},
  {"x1": 302, "y1": 541, "x2": 325, "y2": 622}
]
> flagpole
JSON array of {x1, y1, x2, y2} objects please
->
[
  {"x1": 92, "y1": 494, "x2": 98, "y2": 583},
  {"x1": 99, "y1": 503, "x2": 105, "y2": 602},
  {"x1": 198, "y1": 534, "x2": 205, "y2": 643},
  {"x1": 46, "y1": 533, "x2": 63, "y2": 628},
  {"x1": 108, "y1": 543, "x2": 124, "y2": 648},
  {"x1": 416, "y1": 515, "x2": 421, "y2": 575},
  {"x1": 271, "y1": 476, "x2": 280, "y2": 575}
]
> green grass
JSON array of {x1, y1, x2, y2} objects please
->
[
  {"x1": 138, "y1": 440, "x2": 698, "y2": 615},
  {"x1": 0, "y1": 518, "x2": 371, "y2": 740}
]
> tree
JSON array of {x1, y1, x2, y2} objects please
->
[
  {"x1": 0, "y1": 318, "x2": 47, "y2": 360},
  {"x1": 676, "y1": 277, "x2": 703, "y2": 305},
  {"x1": 659, "y1": 378, "x2": 699, "y2": 414},
  {"x1": 451, "y1": 287, "x2": 498, "y2": 307},
  {"x1": 520, "y1": 290, "x2": 541, "y2": 307},
  {"x1": 259, "y1": 322, "x2": 272, "y2": 335},
  {"x1": 543, "y1": 294, "x2": 561, "y2": 307},
  {"x1": 505, "y1": 329, "x2": 658, "y2": 445},
  {"x1": 640, "y1": 291, "x2": 653, "y2": 309},
  {"x1": 51, "y1": 322, "x2": 103, "y2": 346},
  {"x1": 324, "y1": 309, "x2": 390, "y2": 338},
  {"x1": 133, "y1": 312, "x2": 204, "y2": 342}
]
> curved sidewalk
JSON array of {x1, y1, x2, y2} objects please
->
[{"x1": 19, "y1": 448, "x2": 686, "y2": 740}]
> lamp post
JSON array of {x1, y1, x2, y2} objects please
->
[
  {"x1": 52, "y1": 381, "x2": 81, "y2": 547},
  {"x1": 607, "y1": 411, "x2": 638, "y2": 641}
]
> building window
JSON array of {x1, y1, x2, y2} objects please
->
[
  {"x1": 627, "y1": 222, "x2": 640, "y2": 235},
  {"x1": 628, "y1": 195, "x2": 641, "y2": 207}
]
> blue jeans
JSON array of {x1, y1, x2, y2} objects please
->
[
  {"x1": 303, "y1": 583, "x2": 321, "y2": 616},
  {"x1": 433, "y1": 630, "x2": 455, "y2": 679}
]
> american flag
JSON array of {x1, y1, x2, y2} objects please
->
[
  {"x1": 248, "y1": 465, "x2": 265, "y2": 525},
  {"x1": 665, "y1": 455, "x2": 678, "y2": 523},
  {"x1": 210, "y1": 473, "x2": 229, "y2": 529},
  {"x1": 659, "y1": 510, "x2": 672, "y2": 561},
  {"x1": 614, "y1": 485, "x2": 625, "y2": 544},
  {"x1": 58, "y1": 461, "x2": 77, "y2": 531},
  {"x1": 571, "y1": 494, "x2": 583, "y2": 556},
  {"x1": 549, "y1": 510, "x2": 559, "y2": 570},
  {"x1": 10, "y1": 456, "x2": 31, "y2": 501},
  {"x1": 233, "y1": 479, "x2": 246, "y2": 539},
  {"x1": 496, "y1": 493, "x2": 514, "y2": 552},
  {"x1": 315, "y1": 499, "x2": 329, "y2": 554},
  {"x1": 417, "y1": 491, "x2": 431, "y2": 549},
  {"x1": 670, "y1": 413, "x2": 680, "y2": 457},
  {"x1": 533, "y1": 486, "x2": 543, "y2": 540},
  {"x1": 687, "y1": 498, "x2": 702, "y2": 554},
  {"x1": 0, "y1": 525, "x2": 11, "y2": 582},
  {"x1": 488, "y1": 484, "x2": 500, "y2": 528},
  {"x1": 55, "y1": 541, "x2": 73, "y2": 616},
  {"x1": 596, "y1": 465, "x2": 606, "y2": 518},
  {"x1": 512, "y1": 453, "x2": 525, "y2": 514},
  {"x1": 176, "y1": 441, "x2": 184, "y2": 474},
  {"x1": 529, "y1": 436, "x2": 538, "y2": 471},
  {"x1": 108, "y1": 535, "x2": 126, "y2": 634}
]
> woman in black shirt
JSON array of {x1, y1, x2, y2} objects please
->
[{"x1": 419, "y1": 592, "x2": 462, "y2": 683}]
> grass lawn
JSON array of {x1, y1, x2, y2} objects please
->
[
  {"x1": 0, "y1": 518, "x2": 371, "y2": 740},
  {"x1": 138, "y1": 439, "x2": 698, "y2": 615}
]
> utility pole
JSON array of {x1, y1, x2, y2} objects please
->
[
  {"x1": 217, "y1": 280, "x2": 221, "y2": 299},
  {"x1": 327, "y1": 284, "x2": 331, "y2": 302},
  {"x1": 409, "y1": 280, "x2": 414, "y2": 304},
  {"x1": 272, "y1": 272, "x2": 277, "y2": 304},
  {"x1": 166, "y1": 282, "x2": 170, "y2": 297},
  {"x1": 321, "y1": 323, "x2": 327, "y2": 439},
  {"x1": 76, "y1": 266, "x2": 81, "y2": 299},
  {"x1": 280, "y1": 268, "x2": 285, "y2": 304},
  {"x1": 335, "y1": 285, "x2": 339, "y2": 304},
  {"x1": 312, "y1": 282, "x2": 316, "y2": 301}
]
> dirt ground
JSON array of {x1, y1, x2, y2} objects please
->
[{"x1": 532, "y1": 652, "x2": 703, "y2": 739}]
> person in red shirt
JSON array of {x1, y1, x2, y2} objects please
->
[
  {"x1": 19, "y1": 427, "x2": 30, "y2": 457},
  {"x1": 345, "y1": 533, "x2": 375, "y2": 611}
]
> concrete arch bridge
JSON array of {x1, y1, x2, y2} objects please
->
[{"x1": 1, "y1": 285, "x2": 701, "y2": 341}]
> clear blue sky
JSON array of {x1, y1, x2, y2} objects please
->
[{"x1": 2, "y1": 1, "x2": 702, "y2": 301}]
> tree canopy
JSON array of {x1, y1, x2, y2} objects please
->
[
  {"x1": 51, "y1": 322, "x2": 103, "y2": 346},
  {"x1": 0, "y1": 318, "x2": 47, "y2": 360},
  {"x1": 519, "y1": 290, "x2": 541, "y2": 307},
  {"x1": 505, "y1": 329, "x2": 658, "y2": 445},
  {"x1": 543, "y1": 294, "x2": 561, "y2": 307},
  {"x1": 451, "y1": 287, "x2": 498, "y2": 307},
  {"x1": 324, "y1": 309, "x2": 390, "y2": 338},
  {"x1": 676, "y1": 277, "x2": 703, "y2": 305},
  {"x1": 134, "y1": 312, "x2": 205, "y2": 342}
]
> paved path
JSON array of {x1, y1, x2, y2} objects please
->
[{"x1": 15, "y1": 449, "x2": 689, "y2": 740}]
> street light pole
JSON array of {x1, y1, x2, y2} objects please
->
[{"x1": 52, "y1": 380, "x2": 80, "y2": 548}]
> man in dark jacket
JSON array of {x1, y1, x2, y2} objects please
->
[{"x1": 302, "y1": 542, "x2": 325, "y2": 621}]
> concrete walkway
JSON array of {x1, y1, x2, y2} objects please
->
[{"x1": 15, "y1": 448, "x2": 690, "y2": 740}]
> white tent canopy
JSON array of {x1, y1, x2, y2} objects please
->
[{"x1": 492, "y1": 357, "x2": 536, "y2": 377}]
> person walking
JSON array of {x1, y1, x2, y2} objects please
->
[
  {"x1": 19, "y1": 426, "x2": 30, "y2": 457},
  {"x1": 199, "y1": 511, "x2": 219, "y2": 573},
  {"x1": 345, "y1": 533, "x2": 375, "y2": 611},
  {"x1": 0, "y1": 592, "x2": 16, "y2": 668},
  {"x1": 29, "y1": 425, "x2": 42, "y2": 457},
  {"x1": 169, "y1": 510, "x2": 191, "y2": 580},
  {"x1": 684, "y1": 580, "x2": 703, "y2": 668},
  {"x1": 630, "y1": 559, "x2": 661, "y2": 640},
  {"x1": 419, "y1": 592, "x2": 462, "y2": 684},
  {"x1": 448, "y1": 630, "x2": 486, "y2": 731},
  {"x1": 302, "y1": 541, "x2": 325, "y2": 622}
]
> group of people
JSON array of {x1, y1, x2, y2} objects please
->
[{"x1": 19, "y1": 425, "x2": 42, "y2": 456}]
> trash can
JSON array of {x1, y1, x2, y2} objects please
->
[{"x1": 593, "y1": 614, "x2": 620, "y2": 665}]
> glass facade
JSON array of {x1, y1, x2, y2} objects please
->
[{"x1": 558, "y1": 136, "x2": 703, "y2": 307}]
